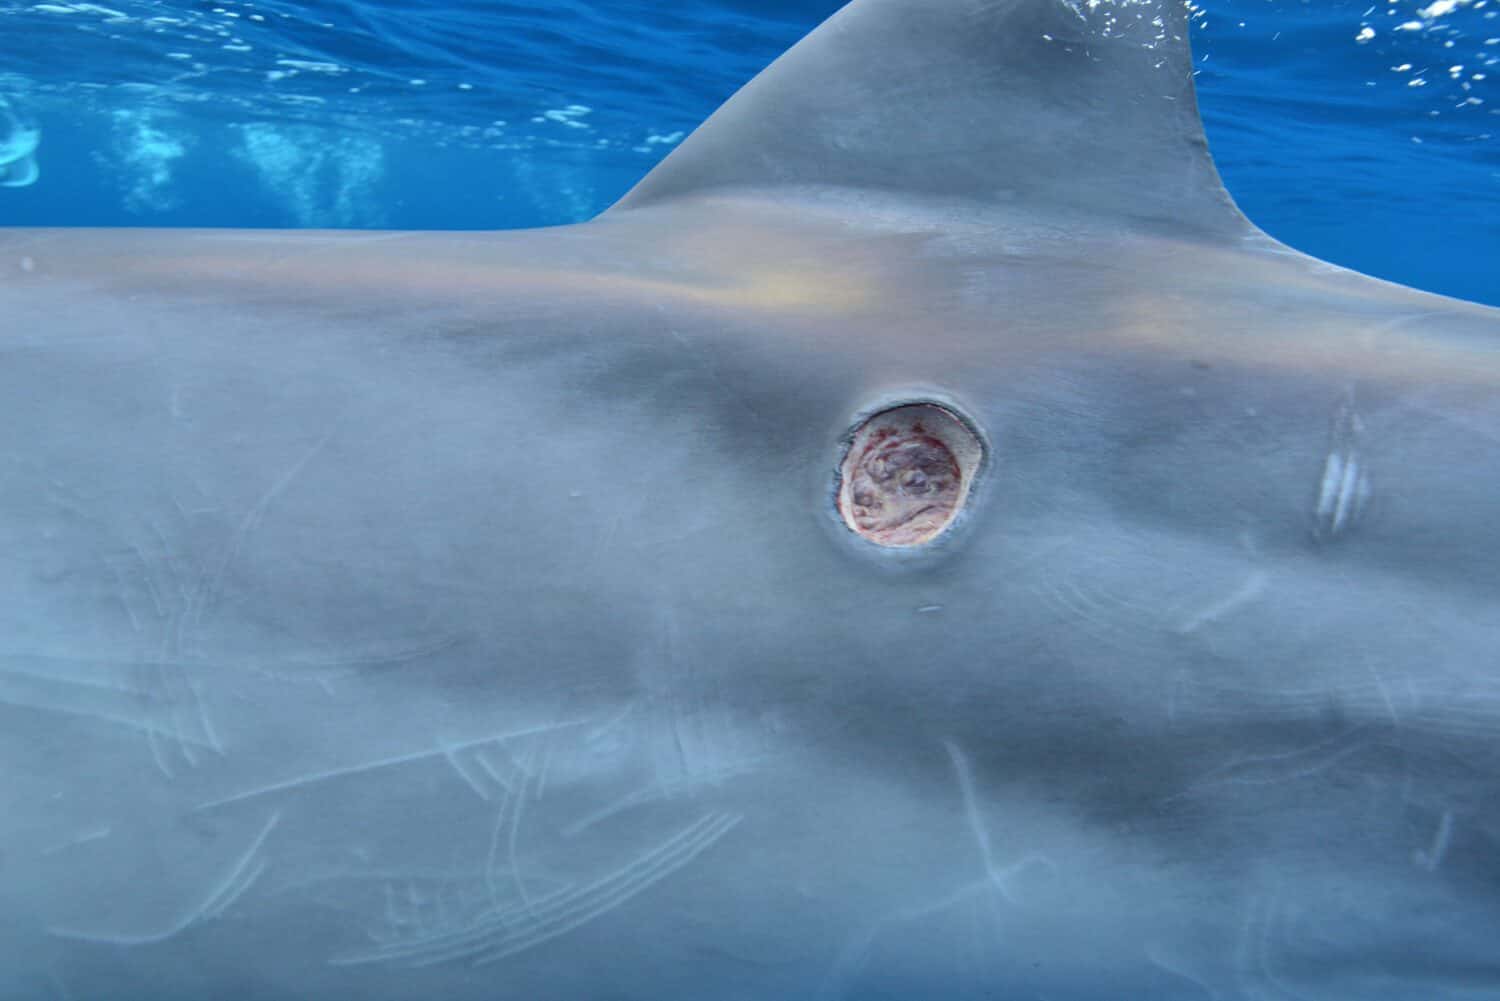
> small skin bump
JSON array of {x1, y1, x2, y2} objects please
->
[{"x1": 837, "y1": 403, "x2": 983, "y2": 547}]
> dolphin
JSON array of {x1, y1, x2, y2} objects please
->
[{"x1": 3, "y1": 0, "x2": 1499, "y2": 998}]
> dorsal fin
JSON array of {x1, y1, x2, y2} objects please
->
[{"x1": 610, "y1": 0, "x2": 1248, "y2": 234}]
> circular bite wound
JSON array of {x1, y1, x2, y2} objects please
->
[{"x1": 837, "y1": 403, "x2": 982, "y2": 547}]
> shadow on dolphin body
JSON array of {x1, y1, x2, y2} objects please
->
[{"x1": 1, "y1": 0, "x2": 1499, "y2": 999}]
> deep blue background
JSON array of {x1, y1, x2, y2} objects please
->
[{"x1": 0, "y1": 0, "x2": 1495, "y2": 304}]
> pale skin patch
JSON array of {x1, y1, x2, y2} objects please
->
[{"x1": 837, "y1": 403, "x2": 982, "y2": 547}]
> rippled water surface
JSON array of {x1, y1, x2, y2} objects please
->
[{"x1": 0, "y1": 0, "x2": 1495, "y2": 302}]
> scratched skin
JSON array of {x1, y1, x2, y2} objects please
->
[{"x1": 2, "y1": 0, "x2": 1500, "y2": 999}]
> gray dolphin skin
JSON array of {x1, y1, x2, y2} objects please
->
[{"x1": 3, "y1": 0, "x2": 1499, "y2": 998}]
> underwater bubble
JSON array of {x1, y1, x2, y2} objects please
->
[
  {"x1": 233, "y1": 122, "x2": 386, "y2": 227},
  {"x1": 101, "y1": 108, "x2": 187, "y2": 213},
  {"x1": 0, "y1": 96, "x2": 41, "y2": 188}
]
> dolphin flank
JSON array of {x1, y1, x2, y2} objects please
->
[{"x1": 3, "y1": 0, "x2": 1499, "y2": 998}]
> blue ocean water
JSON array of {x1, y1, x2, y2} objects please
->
[{"x1": 0, "y1": 0, "x2": 1495, "y2": 304}]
